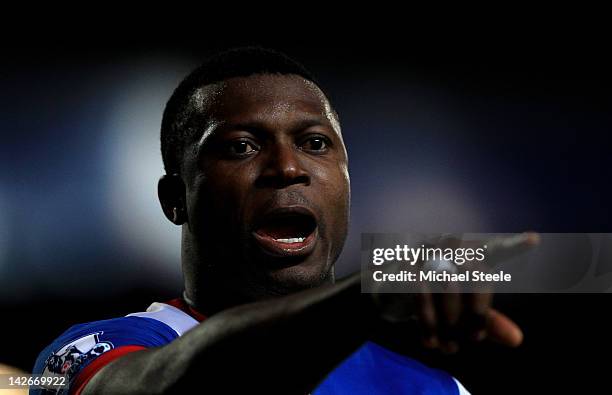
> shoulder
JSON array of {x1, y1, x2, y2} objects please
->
[{"x1": 31, "y1": 302, "x2": 199, "y2": 394}]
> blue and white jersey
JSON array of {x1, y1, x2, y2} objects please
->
[
  {"x1": 314, "y1": 341, "x2": 470, "y2": 395},
  {"x1": 32, "y1": 300, "x2": 470, "y2": 394}
]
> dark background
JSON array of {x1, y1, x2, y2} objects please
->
[{"x1": 1, "y1": 27, "x2": 611, "y2": 393}]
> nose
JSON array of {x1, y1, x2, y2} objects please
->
[{"x1": 256, "y1": 141, "x2": 310, "y2": 189}]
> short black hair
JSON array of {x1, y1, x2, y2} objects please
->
[{"x1": 160, "y1": 46, "x2": 326, "y2": 175}]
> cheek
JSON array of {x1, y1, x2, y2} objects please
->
[
  {"x1": 317, "y1": 165, "x2": 350, "y2": 221},
  {"x1": 340, "y1": 162, "x2": 351, "y2": 199},
  {"x1": 189, "y1": 165, "x2": 256, "y2": 220},
  {"x1": 205, "y1": 161, "x2": 256, "y2": 193}
]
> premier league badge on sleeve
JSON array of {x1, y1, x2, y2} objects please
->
[{"x1": 42, "y1": 332, "x2": 114, "y2": 387}]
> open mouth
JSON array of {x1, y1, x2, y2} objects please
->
[{"x1": 252, "y1": 208, "x2": 318, "y2": 258}]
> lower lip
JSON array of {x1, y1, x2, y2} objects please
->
[{"x1": 251, "y1": 228, "x2": 318, "y2": 258}]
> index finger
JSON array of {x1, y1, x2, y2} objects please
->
[
  {"x1": 485, "y1": 232, "x2": 540, "y2": 266},
  {"x1": 427, "y1": 232, "x2": 539, "y2": 266}
]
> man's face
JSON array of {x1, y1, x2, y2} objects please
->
[{"x1": 180, "y1": 74, "x2": 350, "y2": 299}]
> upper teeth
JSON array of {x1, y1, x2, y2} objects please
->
[{"x1": 275, "y1": 237, "x2": 305, "y2": 243}]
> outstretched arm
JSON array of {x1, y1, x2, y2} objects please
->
[
  {"x1": 83, "y1": 273, "x2": 373, "y2": 395},
  {"x1": 83, "y1": 233, "x2": 537, "y2": 395}
]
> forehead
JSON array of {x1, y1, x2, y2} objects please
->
[{"x1": 189, "y1": 74, "x2": 338, "y2": 131}]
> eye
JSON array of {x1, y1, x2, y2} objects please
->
[
  {"x1": 226, "y1": 140, "x2": 259, "y2": 157},
  {"x1": 300, "y1": 135, "x2": 330, "y2": 152}
]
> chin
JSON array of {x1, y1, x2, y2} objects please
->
[{"x1": 262, "y1": 262, "x2": 334, "y2": 295}]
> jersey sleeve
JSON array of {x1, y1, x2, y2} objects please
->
[{"x1": 31, "y1": 316, "x2": 179, "y2": 395}]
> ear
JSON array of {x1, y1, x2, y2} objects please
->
[{"x1": 158, "y1": 174, "x2": 188, "y2": 225}]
